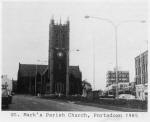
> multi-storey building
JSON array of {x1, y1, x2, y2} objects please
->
[
  {"x1": 105, "y1": 71, "x2": 130, "y2": 96},
  {"x1": 1, "y1": 75, "x2": 12, "y2": 92},
  {"x1": 106, "y1": 71, "x2": 129, "y2": 86},
  {"x1": 135, "y1": 50, "x2": 148, "y2": 100},
  {"x1": 1, "y1": 75, "x2": 13, "y2": 97}
]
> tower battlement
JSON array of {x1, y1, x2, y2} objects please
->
[{"x1": 50, "y1": 18, "x2": 69, "y2": 26}]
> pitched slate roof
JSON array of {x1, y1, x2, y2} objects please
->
[
  {"x1": 18, "y1": 64, "x2": 81, "y2": 79},
  {"x1": 19, "y1": 64, "x2": 48, "y2": 77},
  {"x1": 69, "y1": 66, "x2": 81, "y2": 78}
]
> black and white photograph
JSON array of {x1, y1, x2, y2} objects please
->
[{"x1": 0, "y1": 0, "x2": 148, "y2": 119}]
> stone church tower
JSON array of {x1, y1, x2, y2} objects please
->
[{"x1": 48, "y1": 18, "x2": 69, "y2": 95}]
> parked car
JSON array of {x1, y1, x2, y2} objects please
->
[
  {"x1": 118, "y1": 94, "x2": 135, "y2": 100},
  {"x1": 2, "y1": 88, "x2": 9, "y2": 108}
]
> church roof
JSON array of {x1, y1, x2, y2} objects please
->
[
  {"x1": 18, "y1": 64, "x2": 81, "y2": 78},
  {"x1": 19, "y1": 64, "x2": 47, "y2": 77},
  {"x1": 69, "y1": 66, "x2": 81, "y2": 78}
]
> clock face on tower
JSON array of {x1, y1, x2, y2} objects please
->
[{"x1": 57, "y1": 51, "x2": 63, "y2": 58}]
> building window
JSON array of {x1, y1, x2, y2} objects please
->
[
  {"x1": 146, "y1": 73, "x2": 148, "y2": 83},
  {"x1": 146, "y1": 64, "x2": 147, "y2": 72},
  {"x1": 138, "y1": 67, "x2": 141, "y2": 75},
  {"x1": 46, "y1": 86, "x2": 50, "y2": 91},
  {"x1": 58, "y1": 64, "x2": 62, "y2": 70},
  {"x1": 139, "y1": 77, "x2": 141, "y2": 84}
]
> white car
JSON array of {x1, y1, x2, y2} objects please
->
[{"x1": 118, "y1": 94, "x2": 135, "y2": 100}]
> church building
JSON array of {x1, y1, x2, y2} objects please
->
[{"x1": 17, "y1": 18, "x2": 82, "y2": 96}]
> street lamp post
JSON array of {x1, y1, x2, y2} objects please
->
[
  {"x1": 93, "y1": 38, "x2": 95, "y2": 90},
  {"x1": 35, "y1": 64, "x2": 37, "y2": 96},
  {"x1": 84, "y1": 15, "x2": 146, "y2": 98},
  {"x1": 66, "y1": 49, "x2": 69, "y2": 96},
  {"x1": 35, "y1": 60, "x2": 47, "y2": 96},
  {"x1": 85, "y1": 15, "x2": 118, "y2": 94},
  {"x1": 37, "y1": 60, "x2": 48, "y2": 95}
]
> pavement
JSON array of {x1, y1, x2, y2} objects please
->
[
  {"x1": 3, "y1": 95, "x2": 147, "y2": 112},
  {"x1": 40, "y1": 97, "x2": 147, "y2": 112},
  {"x1": 74, "y1": 101, "x2": 147, "y2": 112},
  {"x1": 3, "y1": 95, "x2": 119, "y2": 111}
]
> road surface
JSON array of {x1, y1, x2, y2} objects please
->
[{"x1": 5, "y1": 95, "x2": 120, "y2": 111}]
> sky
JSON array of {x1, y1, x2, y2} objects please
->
[{"x1": 1, "y1": 0, "x2": 148, "y2": 90}]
